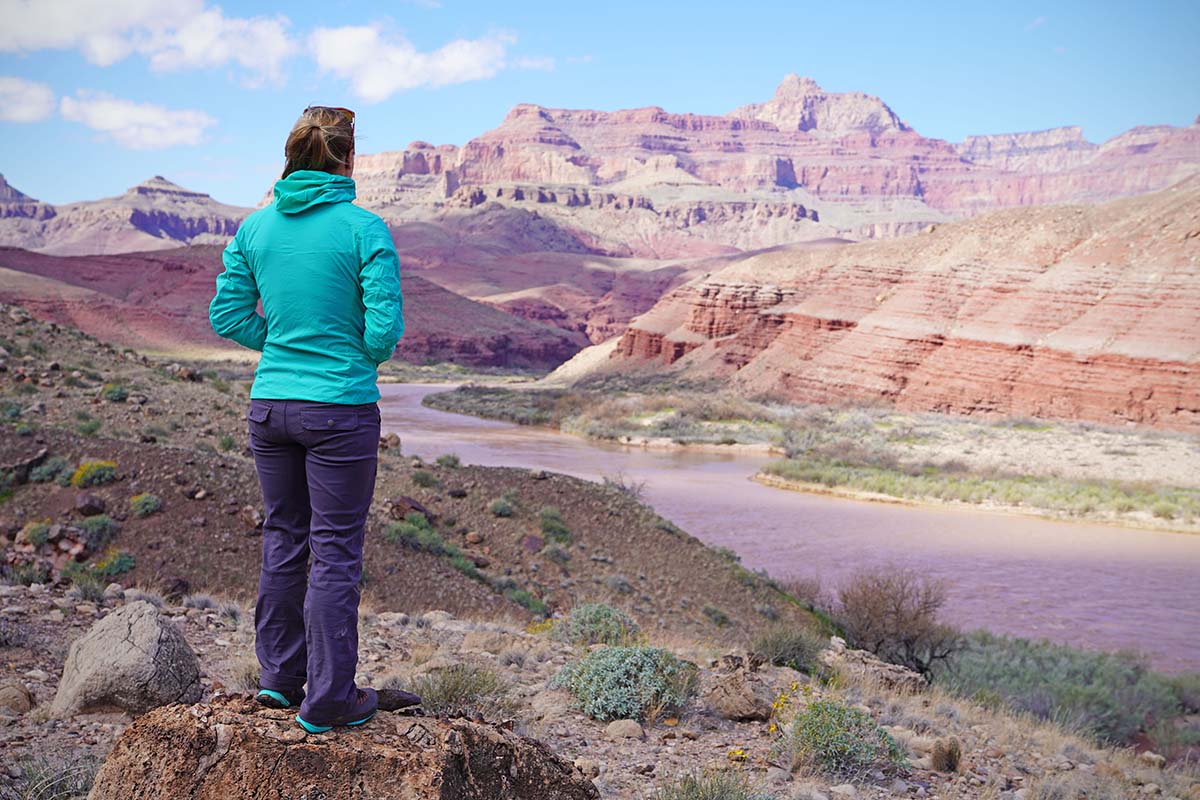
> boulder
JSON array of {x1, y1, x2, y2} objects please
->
[
  {"x1": 88, "y1": 696, "x2": 599, "y2": 800},
  {"x1": 0, "y1": 680, "x2": 35, "y2": 716},
  {"x1": 820, "y1": 637, "x2": 926, "y2": 693},
  {"x1": 74, "y1": 492, "x2": 107, "y2": 517},
  {"x1": 604, "y1": 719, "x2": 644, "y2": 740},
  {"x1": 700, "y1": 652, "x2": 776, "y2": 722},
  {"x1": 50, "y1": 601, "x2": 202, "y2": 717}
]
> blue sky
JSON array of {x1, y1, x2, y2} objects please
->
[{"x1": 1, "y1": 0, "x2": 1198, "y2": 207}]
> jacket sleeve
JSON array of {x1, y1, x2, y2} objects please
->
[
  {"x1": 209, "y1": 233, "x2": 267, "y2": 351},
  {"x1": 359, "y1": 218, "x2": 404, "y2": 365}
]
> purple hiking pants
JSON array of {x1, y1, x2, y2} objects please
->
[{"x1": 246, "y1": 398, "x2": 380, "y2": 724}]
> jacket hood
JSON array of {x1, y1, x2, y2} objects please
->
[{"x1": 273, "y1": 170, "x2": 356, "y2": 214}]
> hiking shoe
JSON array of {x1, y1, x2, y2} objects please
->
[
  {"x1": 256, "y1": 686, "x2": 305, "y2": 710},
  {"x1": 296, "y1": 688, "x2": 378, "y2": 733},
  {"x1": 377, "y1": 688, "x2": 422, "y2": 712}
]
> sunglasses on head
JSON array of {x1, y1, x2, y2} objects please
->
[{"x1": 305, "y1": 105, "x2": 355, "y2": 126}]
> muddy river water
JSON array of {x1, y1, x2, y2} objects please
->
[{"x1": 380, "y1": 384, "x2": 1200, "y2": 672}]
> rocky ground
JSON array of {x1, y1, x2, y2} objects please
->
[{"x1": 1, "y1": 581, "x2": 1195, "y2": 799}]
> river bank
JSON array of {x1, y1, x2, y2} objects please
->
[{"x1": 423, "y1": 382, "x2": 1200, "y2": 533}]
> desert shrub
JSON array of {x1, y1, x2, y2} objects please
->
[
  {"x1": 91, "y1": 548, "x2": 136, "y2": 578},
  {"x1": 76, "y1": 418, "x2": 102, "y2": 436},
  {"x1": 489, "y1": 497, "x2": 514, "y2": 517},
  {"x1": 78, "y1": 515, "x2": 119, "y2": 550},
  {"x1": 1, "y1": 562, "x2": 49, "y2": 586},
  {"x1": 0, "y1": 618, "x2": 29, "y2": 647},
  {"x1": 538, "y1": 506, "x2": 572, "y2": 543},
  {"x1": 385, "y1": 513, "x2": 447, "y2": 554},
  {"x1": 219, "y1": 601, "x2": 243, "y2": 625},
  {"x1": 129, "y1": 492, "x2": 162, "y2": 518},
  {"x1": 703, "y1": 605, "x2": 730, "y2": 627},
  {"x1": 411, "y1": 469, "x2": 438, "y2": 488},
  {"x1": 837, "y1": 567, "x2": 960, "y2": 675},
  {"x1": 1166, "y1": 672, "x2": 1200, "y2": 713},
  {"x1": 555, "y1": 602, "x2": 640, "y2": 646},
  {"x1": 125, "y1": 588, "x2": 164, "y2": 608},
  {"x1": 751, "y1": 627, "x2": 826, "y2": 674},
  {"x1": 653, "y1": 769, "x2": 780, "y2": 800},
  {"x1": 930, "y1": 736, "x2": 962, "y2": 772},
  {"x1": 603, "y1": 472, "x2": 647, "y2": 501},
  {"x1": 182, "y1": 593, "x2": 217, "y2": 610},
  {"x1": 775, "y1": 698, "x2": 905, "y2": 778},
  {"x1": 554, "y1": 646, "x2": 697, "y2": 721},
  {"x1": 932, "y1": 631, "x2": 1179, "y2": 744},
  {"x1": 435, "y1": 453, "x2": 460, "y2": 468},
  {"x1": 504, "y1": 587, "x2": 549, "y2": 617},
  {"x1": 29, "y1": 456, "x2": 71, "y2": 483},
  {"x1": 540, "y1": 544, "x2": 570, "y2": 564},
  {"x1": 605, "y1": 574, "x2": 632, "y2": 594},
  {"x1": 70, "y1": 460, "x2": 118, "y2": 488},
  {"x1": 227, "y1": 657, "x2": 260, "y2": 693},
  {"x1": 218, "y1": 434, "x2": 236, "y2": 451},
  {"x1": 0, "y1": 753, "x2": 101, "y2": 800},
  {"x1": 1151, "y1": 501, "x2": 1177, "y2": 520},
  {"x1": 1, "y1": 401, "x2": 21, "y2": 420},
  {"x1": 15, "y1": 423, "x2": 32, "y2": 436},
  {"x1": 69, "y1": 570, "x2": 106, "y2": 603},
  {"x1": 385, "y1": 664, "x2": 512, "y2": 719},
  {"x1": 101, "y1": 383, "x2": 128, "y2": 402},
  {"x1": 20, "y1": 520, "x2": 51, "y2": 547}
]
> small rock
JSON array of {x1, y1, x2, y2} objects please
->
[
  {"x1": 103, "y1": 583, "x2": 125, "y2": 601},
  {"x1": 23, "y1": 669, "x2": 50, "y2": 682},
  {"x1": 75, "y1": 492, "x2": 107, "y2": 517},
  {"x1": 765, "y1": 766, "x2": 791, "y2": 786},
  {"x1": 574, "y1": 758, "x2": 600, "y2": 779},
  {"x1": 0, "y1": 680, "x2": 35, "y2": 716},
  {"x1": 830, "y1": 785, "x2": 858, "y2": 799},
  {"x1": 465, "y1": 531, "x2": 484, "y2": 545},
  {"x1": 604, "y1": 719, "x2": 644, "y2": 740}
]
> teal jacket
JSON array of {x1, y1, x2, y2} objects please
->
[{"x1": 209, "y1": 170, "x2": 403, "y2": 404}]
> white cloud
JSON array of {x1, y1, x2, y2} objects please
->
[
  {"x1": 310, "y1": 25, "x2": 515, "y2": 102},
  {"x1": 59, "y1": 91, "x2": 216, "y2": 149},
  {"x1": 0, "y1": 0, "x2": 294, "y2": 83},
  {"x1": 0, "y1": 77, "x2": 56, "y2": 122},
  {"x1": 513, "y1": 56, "x2": 555, "y2": 72}
]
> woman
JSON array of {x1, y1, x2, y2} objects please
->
[{"x1": 209, "y1": 105, "x2": 412, "y2": 732}]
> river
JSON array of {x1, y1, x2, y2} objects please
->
[{"x1": 380, "y1": 384, "x2": 1200, "y2": 673}]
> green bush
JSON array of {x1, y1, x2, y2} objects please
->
[
  {"x1": 1, "y1": 562, "x2": 50, "y2": 586},
  {"x1": 102, "y1": 383, "x2": 128, "y2": 402},
  {"x1": 78, "y1": 515, "x2": 119, "y2": 550},
  {"x1": 21, "y1": 520, "x2": 51, "y2": 547},
  {"x1": 540, "y1": 544, "x2": 570, "y2": 564},
  {"x1": 385, "y1": 513, "x2": 446, "y2": 554},
  {"x1": 751, "y1": 627, "x2": 827, "y2": 674},
  {"x1": 703, "y1": 605, "x2": 731, "y2": 627},
  {"x1": 554, "y1": 646, "x2": 697, "y2": 721},
  {"x1": 538, "y1": 506, "x2": 572, "y2": 543},
  {"x1": 411, "y1": 469, "x2": 438, "y2": 488},
  {"x1": 76, "y1": 418, "x2": 103, "y2": 436},
  {"x1": 130, "y1": 493, "x2": 162, "y2": 518},
  {"x1": 776, "y1": 699, "x2": 906, "y2": 778},
  {"x1": 932, "y1": 631, "x2": 1180, "y2": 744},
  {"x1": 653, "y1": 770, "x2": 780, "y2": 800},
  {"x1": 70, "y1": 570, "x2": 106, "y2": 603},
  {"x1": 385, "y1": 664, "x2": 512, "y2": 719},
  {"x1": 489, "y1": 497, "x2": 514, "y2": 517},
  {"x1": 15, "y1": 423, "x2": 32, "y2": 436},
  {"x1": 218, "y1": 434, "x2": 236, "y2": 451},
  {"x1": 435, "y1": 453, "x2": 461, "y2": 468},
  {"x1": 90, "y1": 548, "x2": 136, "y2": 578},
  {"x1": 70, "y1": 460, "x2": 118, "y2": 488},
  {"x1": 504, "y1": 587, "x2": 548, "y2": 617},
  {"x1": 555, "y1": 602, "x2": 641, "y2": 646},
  {"x1": 29, "y1": 456, "x2": 70, "y2": 483}
]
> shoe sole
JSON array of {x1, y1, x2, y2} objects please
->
[
  {"x1": 296, "y1": 710, "x2": 376, "y2": 734},
  {"x1": 256, "y1": 689, "x2": 300, "y2": 710}
]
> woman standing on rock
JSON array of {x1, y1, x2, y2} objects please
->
[{"x1": 209, "y1": 105, "x2": 416, "y2": 732}]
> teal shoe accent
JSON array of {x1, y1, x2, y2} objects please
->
[
  {"x1": 256, "y1": 689, "x2": 292, "y2": 709},
  {"x1": 296, "y1": 709, "x2": 376, "y2": 734}
]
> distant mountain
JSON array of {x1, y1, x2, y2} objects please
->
[
  {"x1": 0, "y1": 245, "x2": 584, "y2": 368},
  {"x1": 0, "y1": 175, "x2": 250, "y2": 256}
]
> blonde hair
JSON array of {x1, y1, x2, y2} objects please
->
[{"x1": 282, "y1": 107, "x2": 354, "y2": 178}]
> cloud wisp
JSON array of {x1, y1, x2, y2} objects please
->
[
  {"x1": 59, "y1": 90, "x2": 216, "y2": 149},
  {"x1": 0, "y1": 0, "x2": 295, "y2": 85},
  {"x1": 310, "y1": 25, "x2": 523, "y2": 102},
  {"x1": 0, "y1": 76, "x2": 56, "y2": 122}
]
